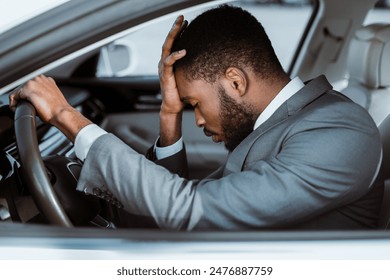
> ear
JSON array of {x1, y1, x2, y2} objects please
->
[{"x1": 224, "y1": 67, "x2": 247, "y2": 97}]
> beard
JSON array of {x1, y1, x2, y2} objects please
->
[{"x1": 218, "y1": 86, "x2": 258, "y2": 152}]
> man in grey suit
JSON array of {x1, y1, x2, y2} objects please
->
[{"x1": 10, "y1": 6, "x2": 383, "y2": 230}]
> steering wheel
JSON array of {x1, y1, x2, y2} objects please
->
[{"x1": 14, "y1": 101, "x2": 100, "y2": 227}]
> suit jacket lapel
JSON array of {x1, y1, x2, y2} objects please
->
[{"x1": 223, "y1": 75, "x2": 333, "y2": 175}]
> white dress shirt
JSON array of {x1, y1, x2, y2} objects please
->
[{"x1": 74, "y1": 77, "x2": 305, "y2": 161}]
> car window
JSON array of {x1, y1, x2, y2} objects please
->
[{"x1": 96, "y1": 0, "x2": 315, "y2": 78}]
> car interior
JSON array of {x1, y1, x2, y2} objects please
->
[{"x1": 0, "y1": 0, "x2": 390, "y2": 233}]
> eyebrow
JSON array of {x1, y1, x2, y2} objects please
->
[{"x1": 180, "y1": 96, "x2": 192, "y2": 103}]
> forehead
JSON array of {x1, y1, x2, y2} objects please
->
[{"x1": 175, "y1": 70, "x2": 217, "y2": 100}]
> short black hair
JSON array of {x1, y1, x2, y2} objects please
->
[{"x1": 172, "y1": 5, "x2": 286, "y2": 83}]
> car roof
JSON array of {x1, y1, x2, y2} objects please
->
[{"x1": 0, "y1": 0, "x2": 69, "y2": 34}]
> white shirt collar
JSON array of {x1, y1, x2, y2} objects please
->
[{"x1": 254, "y1": 77, "x2": 305, "y2": 130}]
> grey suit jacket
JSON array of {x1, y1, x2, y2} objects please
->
[{"x1": 77, "y1": 75, "x2": 383, "y2": 230}]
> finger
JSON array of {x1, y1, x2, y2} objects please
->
[
  {"x1": 179, "y1": 19, "x2": 188, "y2": 35},
  {"x1": 37, "y1": 74, "x2": 52, "y2": 82},
  {"x1": 47, "y1": 76, "x2": 56, "y2": 84},
  {"x1": 162, "y1": 49, "x2": 186, "y2": 75},
  {"x1": 9, "y1": 94, "x2": 17, "y2": 111},
  {"x1": 34, "y1": 74, "x2": 45, "y2": 84},
  {"x1": 161, "y1": 15, "x2": 185, "y2": 58},
  {"x1": 9, "y1": 86, "x2": 23, "y2": 111},
  {"x1": 164, "y1": 49, "x2": 187, "y2": 66}
]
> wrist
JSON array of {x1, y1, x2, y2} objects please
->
[
  {"x1": 159, "y1": 110, "x2": 182, "y2": 147},
  {"x1": 51, "y1": 106, "x2": 92, "y2": 142},
  {"x1": 159, "y1": 108, "x2": 183, "y2": 119}
]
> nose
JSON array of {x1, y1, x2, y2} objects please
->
[{"x1": 194, "y1": 107, "x2": 205, "y2": 127}]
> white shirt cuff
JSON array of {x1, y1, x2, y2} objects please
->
[
  {"x1": 74, "y1": 124, "x2": 108, "y2": 161},
  {"x1": 155, "y1": 137, "x2": 183, "y2": 160}
]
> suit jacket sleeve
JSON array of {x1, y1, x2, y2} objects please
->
[{"x1": 77, "y1": 133, "x2": 199, "y2": 229}]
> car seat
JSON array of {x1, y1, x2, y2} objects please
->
[
  {"x1": 343, "y1": 23, "x2": 390, "y2": 125},
  {"x1": 343, "y1": 23, "x2": 390, "y2": 229},
  {"x1": 378, "y1": 115, "x2": 390, "y2": 229}
]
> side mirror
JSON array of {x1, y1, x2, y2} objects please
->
[{"x1": 96, "y1": 39, "x2": 134, "y2": 77}]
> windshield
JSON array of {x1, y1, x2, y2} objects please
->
[{"x1": 0, "y1": 0, "x2": 69, "y2": 34}]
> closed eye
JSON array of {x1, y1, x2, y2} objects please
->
[{"x1": 181, "y1": 97, "x2": 198, "y2": 108}]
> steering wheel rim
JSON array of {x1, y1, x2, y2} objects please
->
[{"x1": 14, "y1": 101, "x2": 73, "y2": 227}]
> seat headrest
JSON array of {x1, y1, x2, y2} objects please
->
[{"x1": 348, "y1": 24, "x2": 390, "y2": 89}]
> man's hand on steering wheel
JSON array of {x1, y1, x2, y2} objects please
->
[
  {"x1": 10, "y1": 75, "x2": 71, "y2": 123},
  {"x1": 9, "y1": 75, "x2": 92, "y2": 142}
]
